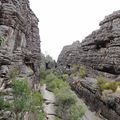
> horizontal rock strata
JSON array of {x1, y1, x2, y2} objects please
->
[
  {"x1": 58, "y1": 10, "x2": 120, "y2": 75},
  {"x1": 0, "y1": 0, "x2": 41, "y2": 119}
]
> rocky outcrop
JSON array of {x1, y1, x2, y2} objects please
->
[
  {"x1": 0, "y1": 0, "x2": 40, "y2": 89},
  {"x1": 58, "y1": 10, "x2": 120, "y2": 75},
  {"x1": 70, "y1": 77, "x2": 120, "y2": 120},
  {"x1": 0, "y1": 0, "x2": 41, "y2": 119},
  {"x1": 57, "y1": 10, "x2": 120, "y2": 120}
]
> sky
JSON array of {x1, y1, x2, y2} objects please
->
[{"x1": 29, "y1": 0, "x2": 120, "y2": 60}]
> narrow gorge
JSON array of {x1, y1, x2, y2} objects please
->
[{"x1": 0, "y1": 0, "x2": 120, "y2": 120}]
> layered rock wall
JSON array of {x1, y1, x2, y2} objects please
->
[
  {"x1": 57, "y1": 10, "x2": 120, "y2": 120},
  {"x1": 58, "y1": 10, "x2": 120, "y2": 75},
  {"x1": 70, "y1": 78, "x2": 120, "y2": 120},
  {"x1": 0, "y1": 0, "x2": 41, "y2": 89}
]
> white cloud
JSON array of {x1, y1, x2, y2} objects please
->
[{"x1": 29, "y1": 0, "x2": 120, "y2": 60}]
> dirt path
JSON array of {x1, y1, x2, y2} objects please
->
[
  {"x1": 41, "y1": 84, "x2": 106, "y2": 120},
  {"x1": 41, "y1": 84, "x2": 56, "y2": 120}
]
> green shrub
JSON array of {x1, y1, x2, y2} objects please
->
[
  {"x1": 97, "y1": 76, "x2": 120, "y2": 92},
  {"x1": 62, "y1": 74, "x2": 69, "y2": 81},
  {"x1": 31, "y1": 92, "x2": 43, "y2": 108},
  {"x1": 0, "y1": 92, "x2": 11, "y2": 112},
  {"x1": 0, "y1": 93, "x2": 4, "y2": 110},
  {"x1": 40, "y1": 69, "x2": 47, "y2": 80},
  {"x1": 0, "y1": 37, "x2": 4, "y2": 46},
  {"x1": 30, "y1": 92, "x2": 45, "y2": 120},
  {"x1": 43, "y1": 71, "x2": 85, "y2": 120},
  {"x1": 48, "y1": 78, "x2": 70, "y2": 92},
  {"x1": 45, "y1": 72, "x2": 57, "y2": 82},
  {"x1": 97, "y1": 76, "x2": 108, "y2": 84},
  {"x1": 79, "y1": 66, "x2": 87, "y2": 78},
  {"x1": 69, "y1": 103, "x2": 85, "y2": 120},
  {"x1": 11, "y1": 79, "x2": 31, "y2": 120},
  {"x1": 56, "y1": 89, "x2": 76, "y2": 106}
]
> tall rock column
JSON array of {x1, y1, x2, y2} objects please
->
[{"x1": 0, "y1": 0, "x2": 41, "y2": 97}]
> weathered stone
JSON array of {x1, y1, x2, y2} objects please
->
[
  {"x1": 0, "y1": 0, "x2": 41, "y2": 119},
  {"x1": 0, "y1": 0, "x2": 41, "y2": 90},
  {"x1": 57, "y1": 10, "x2": 120, "y2": 75},
  {"x1": 70, "y1": 78, "x2": 120, "y2": 120},
  {"x1": 57, "y1": 10, "x2": 120, "y2": 120}
]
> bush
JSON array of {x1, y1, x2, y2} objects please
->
[
  {"x1": 69, "y1": 103, "x2": 85, "y2": 120},
  {"x1": 56, "y1": 89, "x2": 76, "y2": 106},
  {"x1": 0, "y1": 37, "x2": 4, "y2": 46},
  {"x1": 62, "y1": 74, "x2": 69, "y2": 81},
  {"x1": 97, "y1": 76, "x2": 120, "y2": 92},
  {"x1": 43, "y1": 71, "x2": 85, "y2": 120},
  {"x1": 48, "y1": 78, "x2": 70, "y2": 92},
  {"x1": 30, "y1": 92, "x2": 45, "y2": 120},
  {"x1": 79, "y1": 66, "x2": 87, "y2": 78},
  {"x1": 11, "y1": 79, "x2": 31, "y2": 119},
  {"x1": 0, "y1": 93, "x2": 4, "y2": 110},
  {"x1": 31, "y1": 92, "x2": 44, "y2": 109}
]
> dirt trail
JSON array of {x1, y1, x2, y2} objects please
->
[
  {"x1": 41, "y1": 84, "x2": 56, "y2": 120},
  {"x1": 41, "y1": 84, "x2": 106, "y2": 120}
]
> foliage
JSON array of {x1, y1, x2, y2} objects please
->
[
  {"x1": 32, "y1": 92, "x2": 43, "y2": 107},
  {"x1": 1, "y1": 75, "x2": 45, "y2": 120},
  {"x1": 41, "y1": 70, "x2": 85, "y2": 120},
  {"x1": 40, "y1": 69, "x2": 47, "y2": 80},
  {"x1": 61, "y1": 74, "x2": 69, "y2": 81},
  {"x1": 11, "y1": 79, "x2": 31, "y2": 115},
  {"x1": 79, "y1": 66, "x2": 87, "y2": 78},
  {"x1": 0, "y1": 37, "x2": 4, "y2": 46},
  {"x1": 30, "y1": 92, "x2": 45, "y2": 120},
  {"x1": 0, "y1": 93, "x2": 5, "y2": 110},
  {"x1": 97, "y1": 76, "x2": 108, "y2": 85},
  {"x1": 97, "y1": 76, "x2": 120, "y2": 92},
  {"x1": 69, "y1": 103, "x2": 85, "y2": 120}
]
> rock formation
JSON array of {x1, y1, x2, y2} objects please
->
[
  {"x1": 0, "y1": 0, "x2": 40, "y2": 89},
  {"x1": 0, "y1": 0, "x2": 41, "y2": 119},
  {"x1": 57, "y1": 10, "x2": 120, "y2": 120},
  {"x1": 58, "y1": 10, "x2": 120, "y2": 75}
]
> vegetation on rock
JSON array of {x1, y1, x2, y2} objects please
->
[
  {"x1": 40, "y1": 70, "x2": 85, "y2": 120},
  {"x1": 79, "y1": 66, "x2": 87, "y2": 78},
  {"x1": 0, "y1": 78, "x2": 45, "y2": 120},
  {"x1": 97, "y1": 76, "x2": 120, "y2": 92}
]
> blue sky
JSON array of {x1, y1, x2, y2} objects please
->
[{"x1": 29, "y1": 0, "x2": 120, "y2": 60}]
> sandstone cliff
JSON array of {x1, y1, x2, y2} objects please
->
[
  {"x1": 0, "y1": 0, "x2": 40, "y2": 89},
  {"x1": 0, "y1": 0, "x2": 41, "y2": 118},
  {"x1": 57, "y1": 10, "x2": 120, "y2": 120},
  {"x1": 58, "y1": 10, "x2": 120, "y2": 75}
]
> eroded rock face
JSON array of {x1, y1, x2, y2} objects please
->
[
  {"x1": 57, "y1": 10, "x2": 120, "y2": 120},
  {"x1": 58, "y1": 10, "x2": 120, "y2": 75},
  {"x1": 0, "y1": 0, "x2": 41, "y2": 118},
  {"x1": 0, "y1": 0, "x2": 40, "y2": 101},
  {"x1": 70, "y1": 78, "x2": 120, "y2": 120}
]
